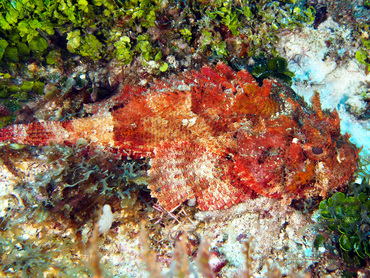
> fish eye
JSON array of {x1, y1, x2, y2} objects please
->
[{"x1": 312, "y1": 146, "x2": 323, "y2": 155}]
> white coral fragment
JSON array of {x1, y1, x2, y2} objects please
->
[{"x1": 98, "y1": 204, "x2": 114, "y2": 234}]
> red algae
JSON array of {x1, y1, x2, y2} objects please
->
[{"x1": 0, "y1": 62, "x2": 359, "y2": 211}]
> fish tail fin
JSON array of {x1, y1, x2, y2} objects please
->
[
  {"x1": 0, "y1": 121, "x2": 73, "y2": 146},
  {"x1": 0, "y1": 115, "x2": 116, "y2": 148}
]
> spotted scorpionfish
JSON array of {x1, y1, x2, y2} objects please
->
[{"x1": 0, "y1": 62, "x2": 359, "y2": 211}]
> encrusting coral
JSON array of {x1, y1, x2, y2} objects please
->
[{"x1": 0, "y1": 62, "x2": 360, "y2": 211}]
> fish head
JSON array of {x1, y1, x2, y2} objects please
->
[{"x1": 234, "y1": 90, "x2": 359, "y2": 201}]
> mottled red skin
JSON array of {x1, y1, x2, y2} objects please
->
[{"x1": 0, "y1": 63, "x2": 359, "y2": 211}]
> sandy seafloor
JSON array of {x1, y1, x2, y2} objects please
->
[{"x1": 1, "y1": 15, "x2": 370, "y2": 278}]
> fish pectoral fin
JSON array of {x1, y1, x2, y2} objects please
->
[
  {"x1": 147, "y1": 141, "x2": 250, "y2": 211},
  {"x1": 147, "y1": 141, "x2": 216, "y2": 211}
]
